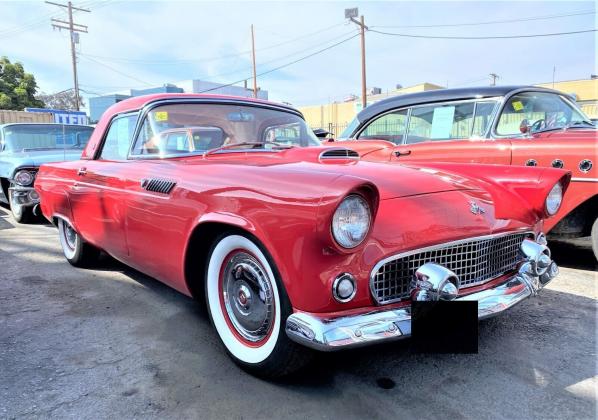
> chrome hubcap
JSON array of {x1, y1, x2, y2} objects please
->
[
  {"x1": 222, "y1": 252, "x2": 274, "y2": 343},
  {"x1": 63, "y1": 222, "x2": 77, "y2": 250}
]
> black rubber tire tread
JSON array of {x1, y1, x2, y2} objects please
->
[
  {"x1": 591, "y1": 216, "x2": 598, "y2": 262},
  {"x1": 204, "y1": 231, "x2": 313, "y2": 379},
  {"x1": 11, "y1": 205, "x2": 36, "y2": 224}
]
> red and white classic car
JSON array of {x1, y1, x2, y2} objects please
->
[
  {"x1": 337, "y1": 86, "x2": 597, "y2": 259},
  {"x1": 36, "y1": 94, "x2": 569, "y2": 377}
]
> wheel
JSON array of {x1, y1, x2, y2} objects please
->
[
  {"x1": 205, "y1": 233, "x2": 312, "y2": 378},
  {"x1": 591, "y1": 217, "x2": 598, "y2": 262},
  {"x1": 9, "y1": 190, "x2": 35, "y2": 224},
  {"x1": 57, "y1": 218, "x2": 100, "y2": 267}
]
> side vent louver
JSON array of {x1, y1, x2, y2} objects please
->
[
  {"x1": 319, "y1": 148, "x2": 360, "y2": 160},
  {"x1": 141, "y1": 178, "x2": 177, "y2": 194}
]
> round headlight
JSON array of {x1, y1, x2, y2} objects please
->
[
  {"x1": 332, "y1": 194, "x2": 371, "y2": 248},
  {"x1": 14, "y1": 170, "x2": 34, "y2": 186},
  {"x1": 545, "y1": 182, "x2": 563, "y2": 216}
]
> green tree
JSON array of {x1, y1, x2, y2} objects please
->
[{"x1": 0, "y1": 56, "x2": 45, "y2": 110}]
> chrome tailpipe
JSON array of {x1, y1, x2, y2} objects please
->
[{"x1": 32, "y1": 204, "x2": 40, "y2": 216}]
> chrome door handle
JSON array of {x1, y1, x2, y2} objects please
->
[
  {"x1": 395, "y1": 149, "x2": 412, "y2": 157},
  {"x1": 77, "y1": 167, "x2": 87, "y2": 176}
]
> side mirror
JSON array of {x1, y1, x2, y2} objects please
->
[{"x1": 519, "y1": 119, "x2": 531, "y2": 134}]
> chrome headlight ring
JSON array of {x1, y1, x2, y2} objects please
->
[
  {"x1": 13, "y1": 170, "x2": 34, "y2": 187},
  {"x1": 331, "y1": 194, "x2": 371, "y2": 249},
  {"x1": 545, "y1": 182, "x2": 563, "y2": 216}
]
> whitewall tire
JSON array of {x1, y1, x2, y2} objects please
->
[
  {"x1": 205, "y1": 233, "x2": 311, "y2": 377},
  {"x1": 57, "y1": 218, "x2": 100, "y2": 267}
]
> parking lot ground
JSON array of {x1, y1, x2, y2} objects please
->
[{"x1": 0, "y1": 204, "x2": 596, "y2": 420}]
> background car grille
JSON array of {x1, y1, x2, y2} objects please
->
[{"x1": 371, "y1": 232, "x2": 529, "y2": 305}]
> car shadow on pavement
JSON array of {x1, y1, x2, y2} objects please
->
[{"x1": 550, "y1": 239, "x2": 596, "y2": 271}]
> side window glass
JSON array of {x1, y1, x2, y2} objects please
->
[
  {"x1": 472, "y1": 101, "x2": 497, "y2": 137},
  {"x1": 357, "y1": 109, "x2": 408, "y2": 144},
  {"x1": 99, "y1": 114, "x2": 137, "y2": 160},
  {"x1": 406, "y1": 102, "x2": 475, "y2": 144}
]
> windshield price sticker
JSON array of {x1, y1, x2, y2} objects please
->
[
  {"x1": 430, "y1": 106, "x2": 456, "y2": 139},
  {"x1": 155, "y1": 111, "x2": 169, "y2": 122},
  {"x1": 512, "y1": 101, "x2": 524, "y2": 112}
]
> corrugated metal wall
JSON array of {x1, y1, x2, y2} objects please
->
[{"x1": 0, "y1": 110, "x2": 54, "y2": 124}]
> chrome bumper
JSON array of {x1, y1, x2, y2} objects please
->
[
  {"x1": 8, "y1": 186, "x2": 40, "y2": 207},
  {"x1": 286, "y1": 235, "x2": 558, "y2": 351}
]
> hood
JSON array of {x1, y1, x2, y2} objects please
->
[
  {"x1": 185, "y1": 146, "x2": 481, "y2": 200},
  {"x1": 0, "y1": 149, "x2": 83, "y2": 178}
]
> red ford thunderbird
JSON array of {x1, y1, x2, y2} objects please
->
[{"x1": 36, "y1": 94, "x2": 569, "y2": 377}]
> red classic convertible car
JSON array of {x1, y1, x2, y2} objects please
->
[
  {"x1": 337, "y1": 86, "x2": 597, "y2": 259},
  {"x1": 36, "y1": 94, "x2": 569, "y2": 377}
]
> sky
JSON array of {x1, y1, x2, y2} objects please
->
[{"x1": 0, "y1": 0, "x2": 596, "y2": 109}]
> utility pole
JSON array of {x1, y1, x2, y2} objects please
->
[
  {"x1": 346, "y1": 8, "x2": 367, "y2": 109},
  {"x1": 47, "y1": 1, "x2": 89, "y2": 111},
  {"x1": 251, "y1": 24, "x2": 258, "y2": 99},
  {"x1": 489, "y1": 73, "x2": 499, "y2": 86}
]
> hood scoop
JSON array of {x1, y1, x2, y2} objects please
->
[
  {"x1": 318, "y1": 148, "x2": 360, "y2": 163},
  {"x1": 141, "y1": 178, "x2": 176, "y2": 194}
]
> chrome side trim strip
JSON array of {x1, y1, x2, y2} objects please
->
[{"x1": 571, "y1": 177, "x2": 598, "y2": 182}]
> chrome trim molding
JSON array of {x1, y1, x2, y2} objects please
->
[
  {"x1": 286, "y1": 234, "x2": 556, "y2": 351},
  {"x1": 319, "y1": 148, "x2": 360, "y2": 160},
  {"x1": 571, "y1": 177, "x2": 598, "y2": 182},
  {"x1": 332, "y1": 273, "x2": 357, "y2": 303},
  {"x1": 551, "y1": 159, "x2": 564, "y2": 169},
  {"x1": 579, "y1": 159, "x2": 593, "y2": 173}
]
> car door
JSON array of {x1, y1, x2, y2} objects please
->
[
  {"x1": 69, "y1": 113, "x2": 138, "y2": 260},
  {"x1": 363, "y1": 100, "x2": 512, "y2": 165}
]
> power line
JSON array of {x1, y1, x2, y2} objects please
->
[
  {"x1": 79, "y1": 54, "x2": 155, "y2": 86},
  {"x1": 79, "y1": 22, "x2": 348, "y2": 65},
  {"x1": 198, "y1": 33, "x2": 360, "y2": 94},
  {"x1": 0, "y1": 0, "x2": 109, "y2": 39},
  {"x1": 371, "y1": 9, "x2": 596, "y2": 29},
  {"x1": 369, "y1": 28, "x2": 597, "y2": 40}
]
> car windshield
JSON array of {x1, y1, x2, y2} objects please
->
[
  {"x1": 496, "y1": 92, "x2": 592, "y2": 136},
  {"x1": 338, "y1": 117, "x2": 360, "y2": 140},
  {"x1": 131, "y1": 103, "x2": 320, "y2": 156},
  {"x1": 2, "y1": 124, "x2": 94, "y2": 152}
]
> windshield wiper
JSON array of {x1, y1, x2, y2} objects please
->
[
  {"x1": 563, "y1": 120, "x2": 595, "y2": 129},
  {"x1": 532, "y1": 120, "x2": 596, "y2": 135},
  {"x1": 203, "y1": 141, "x2": 295, "y2": 157}
]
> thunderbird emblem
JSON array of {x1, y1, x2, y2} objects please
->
[{"x1": 469, "y1": 201, "x2": 485, "y2": 215}]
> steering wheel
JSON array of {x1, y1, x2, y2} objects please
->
[{"x1": 530, "y1": 119, "x2": 545, "y2": 132}]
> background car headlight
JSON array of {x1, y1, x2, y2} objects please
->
[
  {"x1": 545, "y1": 182, "x2": 563, "y2": 216},
  {"x1": 14, "y1": 170, "x2": 34, "y2": 186},
  {"x1": 332, "y1": 194, "x2": 371, "y2": 248}
]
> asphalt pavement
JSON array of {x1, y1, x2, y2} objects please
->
[{"x1": 1, "y1": 204, "x2": 596, "y2": 419}]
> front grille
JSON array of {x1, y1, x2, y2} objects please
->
[{"x1": 371, "y1": 232, "x2": 530, "y2": 305}]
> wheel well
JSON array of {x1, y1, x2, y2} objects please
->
[
  {"x1": 552, "y1": 195, "x2": 598, "y2": 237},
  {"x1": 184, "y1": 222, "x2": 248, "y2": 301}
]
